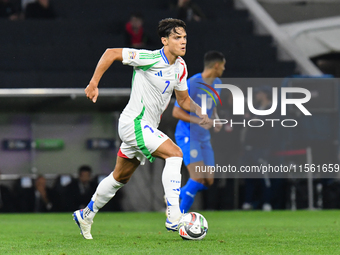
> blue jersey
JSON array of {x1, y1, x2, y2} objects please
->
[{"x1": 174, "y1": 73, "x2": 221, "y2": 141}]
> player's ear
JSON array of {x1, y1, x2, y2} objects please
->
[{"x1": 161, "y1": 37, "x2": 168, "y2": 46}]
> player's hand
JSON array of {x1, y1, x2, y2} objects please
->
[
  {"x1": 198, "y1": 115, "x2": 212, "y2": 128},
  {"x1": 195, "y1": 106, "x2": 210, "y2": 126},
  {"x1": 85, "y1": 83, "x2": 99, "y2": 103},
  {"x1": 199, "y1": 118, "x2": 213, "y2": 130},
  {"x1": 214, "y1": 123, "x2": 222, "y2": 132}
]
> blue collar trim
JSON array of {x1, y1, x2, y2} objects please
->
[{"x1": 160, "y1": 48, "x2": 169, "y2": 64}]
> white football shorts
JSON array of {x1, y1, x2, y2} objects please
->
[{"x1": 117, "y1": 118, "x2": 169, "y2": 165}]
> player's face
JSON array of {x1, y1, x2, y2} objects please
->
[
  {"x1": 216, "y1": 59, "x2": 226, "y2": 77},
  {"x1": 167, "y1": 27, "x2": 187, "y2": 57}
]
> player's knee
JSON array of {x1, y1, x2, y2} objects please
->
[
  {"x1": 113, "y1": 170, "x2": 132, "y2": 184},
  {"x1": 175, "y1": 147, "x2": 183, "y2": 158},
  {"x1": 168, "y1": 146, "x2": 183, "y2": 158},
  {"x1": 113, "y1": 175, "x2": 130, "y2": 184}
]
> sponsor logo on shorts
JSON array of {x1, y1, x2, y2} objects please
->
[{"x1": 190, "y1": 149, "x2": 198, "y2": 158}]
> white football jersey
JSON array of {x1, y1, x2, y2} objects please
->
[{"x1": 120, "y1": 48, "x2": 188, "y2": 128}]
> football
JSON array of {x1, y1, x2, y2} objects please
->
[{"x1": 178, "y1": 212, "x2": 208, "y2": 240}]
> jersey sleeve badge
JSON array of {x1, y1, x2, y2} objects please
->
[{"x1": 128, "y1": 51, "x2": 136, "y2": 59}]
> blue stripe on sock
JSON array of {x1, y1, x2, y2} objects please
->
[{"x1": 87, "y1": 200, "x2": 94, "y2": 212}]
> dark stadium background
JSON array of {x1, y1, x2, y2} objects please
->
[{"x1": 1, "y1": 0, "x2": 340, "y2": 213}]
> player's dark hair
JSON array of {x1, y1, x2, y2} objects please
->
[
  {"x1": 157, "y1": 18, "x2": 186, "y2": 38},
  {"x1": 204, "y1": 51, "x2": 225, "y2": 68}
]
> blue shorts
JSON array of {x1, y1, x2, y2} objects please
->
[{"x1": 175, "y1": 136, "x2": 215, "y2": 167}]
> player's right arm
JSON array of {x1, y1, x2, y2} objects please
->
[
  {"x1": 172, "y1": 82, "x2": 213, "y2": 129},
  {"x1": 174, "y1": 89, "x2": 210, "y2": 126},
  {"x1": 85, "y1": 48, "x2": 123, "y2": 103},
  {"x1": 172, "y1": 105, "x2": 213, "y2": 130},
  {"x1": 173, "y1": 74, "x2": 211, "y2": 127},
  {"x1": 172, "y1": 104, "x2": 202, "y2": 125}
]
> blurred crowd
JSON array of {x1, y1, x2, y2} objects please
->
[
  {"x1": 0, "y1": 166, "x2": 122, "y2": 213},
  {"x1": 0, "y1": 0, "x2": 55, "y2": 20},
  {"x1": 0, "y1": 0, "x2": 205, "y2": 22}
]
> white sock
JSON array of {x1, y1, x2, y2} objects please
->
[
  {"x1": 83, "y1": 173, "x2": 124, "y2": 223},
  {"x1": 162, "y1": 157, "x2": 182, "y2": 221}
]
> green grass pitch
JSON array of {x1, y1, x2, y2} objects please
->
[{"x1": 0, "y1": 210, "x2": 339, "y2": 254}]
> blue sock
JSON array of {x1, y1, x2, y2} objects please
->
[{"x1": 180, "y1": 178, "x2": 208, "y2": 213}]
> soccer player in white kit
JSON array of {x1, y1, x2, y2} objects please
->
[{"x1": 73, "y1": 18, "x2": 209, "y2": 239}]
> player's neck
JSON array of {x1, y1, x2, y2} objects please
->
[
  {"x1": 201, "y1": 69, "x2": 216, "y2": 84},
  {"x1": 163, "y1": 47, "x2": 177, "y2": 65}
]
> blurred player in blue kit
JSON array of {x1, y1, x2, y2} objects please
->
[{"x1": 172, "y1": 51, "x2": 225, "y2": 213}]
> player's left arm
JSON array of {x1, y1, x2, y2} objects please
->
[
  {"x1": 174, "y1": 89, "x2": 210, "y2": 125},
  {"x1": 212, "y1": 108, "x2": 222, "y2": 132}
]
